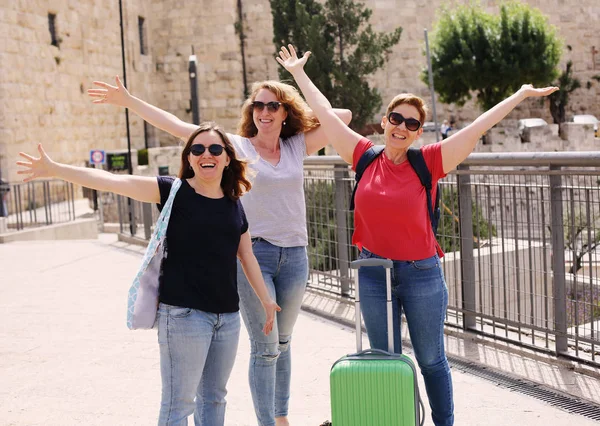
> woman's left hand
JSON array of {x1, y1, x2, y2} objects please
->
[
  {"x1": 517, "y1": 84, "x2": 559, "y2": 98},
  {"x1": 262, "y1": 299, "x2": 282, "y2": 335},
  {"x1": 276, "y1": 44, "x2": 311, "y2": 76}
]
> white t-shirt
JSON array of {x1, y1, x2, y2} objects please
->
[{"x1": 228, "y1": 133, "x2": 308, "y2": 247}]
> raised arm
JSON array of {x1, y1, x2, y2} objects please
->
[
  {"x1": 277, "y1": 45, "x2": 361, "y2": 164},
  {"x1": 304, "y1": 108, "x2": 353, "y2": 156},
  {"x1": 88, "y1": 76, "x2": 197, "y2": 140},
  {"x1": 16, "y1": 144, "x2": 160, "y2": 204},
  {"x1": 441, "y1": 84, "x2": 558, "y2": 174}
]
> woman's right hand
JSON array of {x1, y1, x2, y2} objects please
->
[
  {"x1": 87, "y1": 76, "x2": 131, "y2": 107},
  {"x1": 276, "y1": 44, "x2": 311, "y2": 76},
  {"x1": 16, "y1": 144, "x2": 56, "y2": 182}
]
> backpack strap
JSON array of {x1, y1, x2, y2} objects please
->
[
  {"x1": 407, "y1": 147, "x2": 440, "y2": 234},
  {"x1": 349, "y1": 145, "x2": 385, "y2": 211}
]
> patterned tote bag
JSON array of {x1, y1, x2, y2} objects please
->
[{"x1": 127, "y1": 178, "x2": 182, "y2": 329}]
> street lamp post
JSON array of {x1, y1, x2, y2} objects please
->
[
  {"x1": 189, "y1": 48, "x2": 200, "y2": 125},
  {"x1": 118, "y1": 0, "x2": 135, "y2": 235}
]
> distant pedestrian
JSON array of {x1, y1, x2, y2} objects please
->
[
  {"x1": 0, "y1": 179, "x2": 9, "y2": 217},
  {"x1": 440, "y1": 120, "x2": 451, "y2": 140}
]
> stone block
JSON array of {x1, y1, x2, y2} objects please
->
[{"x1": 560, "y1": 123, "x2": 596, "y2": 145}]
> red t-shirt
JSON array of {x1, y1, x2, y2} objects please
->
[{"x1": 352, "y1": 138, "x2": 447, "y2": 260}]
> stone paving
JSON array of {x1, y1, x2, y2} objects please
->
[{"x1": 1, "y1": 234, "x2": 599, "y2": 425}]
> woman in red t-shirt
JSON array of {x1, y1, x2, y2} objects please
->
[{"x1": 277, "y1": 45, "x2": 558, "y2": 426}]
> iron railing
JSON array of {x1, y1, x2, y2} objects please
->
[
  {"x1": 303, "y1": 152, "x2": 600, "y2": 367},
  {"x1": 114, "y1": 151, "x2": 600, "y2": 367},
  {"x1": 0, "y1": 180, "x2": 77, "y2": 231}
]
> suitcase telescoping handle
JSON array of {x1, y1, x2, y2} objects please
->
[{"x1": 351, "y1": 258, "x2": 393, "y2": 353}]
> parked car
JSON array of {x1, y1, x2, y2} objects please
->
[
  {"x1": 572, "y1": 114, "x2": 599, "y2": 138},
  {"x1": 422, "y1": 121, "x2": 437, "y2": 132}
]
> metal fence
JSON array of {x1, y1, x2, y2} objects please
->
[
  {"x1": 113, "y1": 151, "x2": 600, "y2": 367},
  {"x1": 0, "y1": 180, "x2": 77, "y2": 231},
  {"x1": 304, "y1": 152, "x2": 600, "y2": 367}
]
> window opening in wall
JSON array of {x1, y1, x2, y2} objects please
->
[
  {"x1": 48, "y1": 13, "x2": 59, "y2": 48},
  {"x1": 138, "y1": 17, "x2": 148, "y2": 55}
]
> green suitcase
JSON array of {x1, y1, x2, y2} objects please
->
[{"x1": 329, "y1": 258, "x2": 424, "y2": 426}]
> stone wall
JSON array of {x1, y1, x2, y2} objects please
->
[{"x1": 1, "y1": 0, "x2": 599, "y2": 183}]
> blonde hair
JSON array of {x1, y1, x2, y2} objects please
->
[
  {"x1": 237, "y1": 80, "x2": 319, "y2": 139},
  {"x1": 386, "y1": 94, "x2": 429, "y2": 124}
]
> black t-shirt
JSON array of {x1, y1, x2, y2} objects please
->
[{"x1": 157, "y1": 176, "x2": 248, "y2": 313}]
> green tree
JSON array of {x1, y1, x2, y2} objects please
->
[
  {"x1": 422, "y1": 1, "x2": 562, "y2": 111},
  {"x1": 548, "y1": 60, "x2": 581, "y2": 124},
  {"x1": 270, "y1": 0, "x2": 402, "y2": 132}
]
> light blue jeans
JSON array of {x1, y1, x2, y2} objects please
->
[
  {"x1": 156, "y1": 303, "x2": 240, "y2": 426},
  {"x1": 237, "y1": 238, "x2": 308, "y2": 426},
  {"x1": 358, "y1": 248, "x2": 454, "y2": 426}
]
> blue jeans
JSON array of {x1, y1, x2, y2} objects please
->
[
  {"x1": 237, "y1": 238, "x2": 308, "y2": 426},
  {"x1": 358, "y1": 248, "x2": 454, "y2": 426},
  {"x1": 156, "y1": 303, "x2": 240, "y2": 426}
]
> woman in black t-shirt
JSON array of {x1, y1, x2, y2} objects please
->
[{"x1": 16, "y1": 122, "x2": 280, "y2": 426}]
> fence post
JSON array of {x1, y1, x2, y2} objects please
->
[
  {"x1": 143, "y1": 202, "x2": 152, "y2": 240},
  {"x1": 550, "y1": 167, "x2": 568, "y2": 354},
  {"x1": 457, "y1": 165, "x2": 477, "y2": 330},
  {"x1": 334, "y1": 164, "x2": 351, "y2": 297}
]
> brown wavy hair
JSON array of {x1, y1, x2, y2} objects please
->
[
  {"x1": 179, "y1": 122, "x2": 251, "y2": 201},
  {"x1": 386, "y1": 94, "x2": 429, "y2": 124},
  {"x1": 237, "y1": 80, "x2": 320, "y2": 139}
]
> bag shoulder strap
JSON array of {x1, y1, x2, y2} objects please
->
[
  {"x1": 407, "y1": 148, "x2": 440, "y2": 234},
  {"x1": 152, "y1": 178, "x2": 182, "y2": 241},
  {"x1": 406, "y1": 147, "x2": 431, "y2": 190},
  {"x1": 350, "y1": 145, "x2": 385, "y2": 210}
]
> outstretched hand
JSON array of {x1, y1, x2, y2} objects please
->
[
  {"x1": 87, "y1": 76, "x2": 131, "y2": 107},
  {"x1": 16, "y1": 144, "x2": 56, "y2": 182},
  {"x1": 262, "y1": 299, "x2": 282, "y2": 335},
  {"x1": 276, "y1": 44, "x2": 311, "y2": 75},
  {"x1": 518, "y1": 84, "x2": 559, "y2": 98}
]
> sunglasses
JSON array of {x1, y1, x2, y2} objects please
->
[
  {"x1": 190, "y1": 144, "x2": 225, "y2": 156},
  {"x1": 387, "y1": 112, "x2": 422, "y2": 131},
  {"x1": 252, "y1": 101, "x2": 283, "y2": 113}
]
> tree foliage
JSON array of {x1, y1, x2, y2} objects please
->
[
  {"x1": 270, "y1": 0, "x2": 402, "y2": 131},
  {"x1": 548, "y1": 60, "x2": 581, "y2": 124},
  {"x1": 422, "y1": 1, "x2": 562, "y2": 111}
]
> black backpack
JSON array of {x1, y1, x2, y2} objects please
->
[{"x1": 349, "y1": 145, "x2": 441, "y2": 235}]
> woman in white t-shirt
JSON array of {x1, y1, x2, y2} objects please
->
[{"x1": 88, "y1": 77, "x2": 351, "y2": 426}]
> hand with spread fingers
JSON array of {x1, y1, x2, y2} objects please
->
[
  {"x1": 16, "y1": 144, "x2": 56, "y2": 182},
  {"x1": 87, "y1": 76, "x2": 131, "y2": 107},
  {"x1": 276, "y1": 44, "x2": 311, "y2": 76}
]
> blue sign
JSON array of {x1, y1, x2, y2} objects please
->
[{"x1": 90, "y1": 149, "x2": 106, "y2": 165}]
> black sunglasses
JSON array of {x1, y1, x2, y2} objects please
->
[
  {"x1": 252, "y1": 101, "x2": 283, "y2": 113},
  {"x1": 388, "y1": 112, "x2": 422, "y2": 131},
  {"x1": 190, "y1": 144, "x2": 225, "y2": 156}
]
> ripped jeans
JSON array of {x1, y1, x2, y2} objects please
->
[{"x1": 236, "y1": 238, "x2": 308, "y2": 426}]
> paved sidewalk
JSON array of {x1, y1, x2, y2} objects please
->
[{"x1": 1, "y1": 235, "x2": 599, "y2": 425}]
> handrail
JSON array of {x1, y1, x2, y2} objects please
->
[{"x1": 304, "y1": 151, "x2": 600, "y2": 167}]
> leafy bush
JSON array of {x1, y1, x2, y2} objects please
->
[
  {"x1": 437, "y1": 187, "x2": 497, "y2": 253},
  {"x1": 305, "y1": 181, "x2": 498, "y2": 273},
  {"x1": 138, "y1": 149, "x2": 149, "y2": 166}
]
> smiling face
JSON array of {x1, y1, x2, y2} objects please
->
[
  {"x1": 381, "y1": 103, "x2": 424, "y2": 150},
  {"x1": 252, "y1": 88, "x2": 288, "y2": 135},
  {"x1": 187, "y1": 131, "x2": 230, "y2": 182}
]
